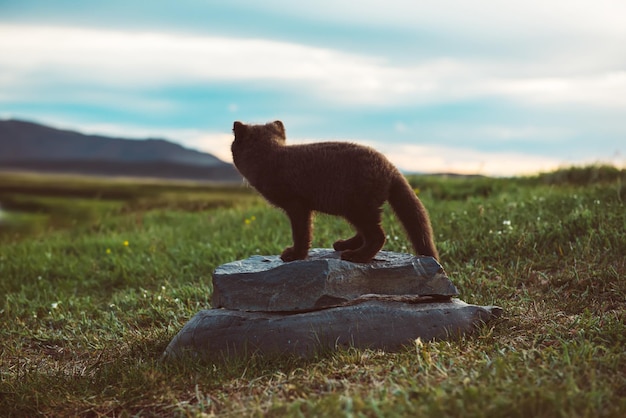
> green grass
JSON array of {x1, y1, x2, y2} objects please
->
[{"x1": 1, "y1": 167, "x2": 625, "y2": 417}]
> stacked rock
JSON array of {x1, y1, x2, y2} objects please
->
[{"x1": 164, "y1": 249, "x2": 501, "y2": 360}]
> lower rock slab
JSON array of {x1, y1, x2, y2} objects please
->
[{"x1": 163, "y1": 297, "x2": 502, "y2": 360}]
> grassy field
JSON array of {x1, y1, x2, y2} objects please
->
[{"x1": 0, "y1": 166, "x2": 625, "y2": 417}]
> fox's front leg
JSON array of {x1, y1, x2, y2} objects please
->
[{"x1": 280, "y1": 205, "x2": 313, "y2": 262}]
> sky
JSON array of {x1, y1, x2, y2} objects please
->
[{"x1": 1, "y1": 0, "x2": 625, "y2": 176}]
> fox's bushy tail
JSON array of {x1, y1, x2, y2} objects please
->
[{"x1": 388, "y1": 174, "x2": 439, "y2": 260}]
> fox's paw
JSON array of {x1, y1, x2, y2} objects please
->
[{"x1": 280, "y1": 247, "x2": 308, "y2": 262}]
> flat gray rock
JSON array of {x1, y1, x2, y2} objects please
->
[
  {"x1": 212, "y1": 248, "x2": 458, "y2": 312},
  {"x1": 163, "y1": 250, "x2": 503, "y2": 361},
  {"x1": 163, "y1": 298, "x2": 502, "y2": 359}
]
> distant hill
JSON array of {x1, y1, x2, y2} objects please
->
[{"x1": 0, "y1": 119, "x2": 242, "y2": 182}]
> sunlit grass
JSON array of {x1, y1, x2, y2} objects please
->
[{"x1": 0, "y1": 167, "x2": 625, "y2": 417}]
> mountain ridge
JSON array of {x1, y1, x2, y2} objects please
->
[{"x1": 0, "y1": 119, "x2": 242, "y2": 182}]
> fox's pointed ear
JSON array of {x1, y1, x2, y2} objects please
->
[
  {"x1": 273, "y1": 120, "x2": 285, "y2": 136},
  {"x1": 233, "y1": 121, "x2": 247, "y2": 136}
]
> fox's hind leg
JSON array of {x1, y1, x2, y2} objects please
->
[
  {"x1": 340, "y1": 209, "x2": 386, "y2": 263},
  {"x1": 333, "y1": 234, "x2": 363, "y2": 251}
]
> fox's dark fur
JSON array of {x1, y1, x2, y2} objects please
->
[{"x1": 231, "y1": 120, "x2": 439, "y2": 263}]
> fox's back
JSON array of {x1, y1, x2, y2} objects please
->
[{"x1": 274, "y1": 141, "x2": 399, "y2": 214}]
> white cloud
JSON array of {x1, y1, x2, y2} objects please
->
[
  {"x1": 252, "y1": 0, "x2": 626, "y2": 40},
  {"x1": 2, "y1": 22, "x2": 625, "y2": 110},
  {"x1": 484, "y1": 72, "x2": 626, "y2": 108},
  {"x1": 378, "y1": 143, "x2": 564, "y2": 176},
  {"x1": 0, "y1": 24, "x2": 404, "y2": 100}
]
